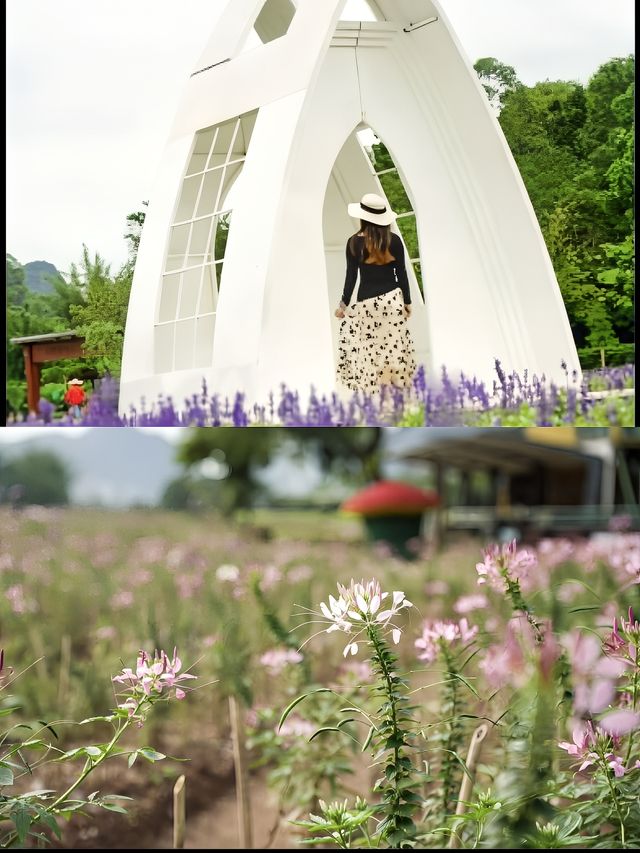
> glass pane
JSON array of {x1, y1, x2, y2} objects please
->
[
  {"x1": 186, "y1": 153, "x2": 208, "y2": 176},
  {"x1": 378, "y1": 170, "x2": 413, "y2": 215},
  {"x1": 213, "y1": 215, "x2": 232, "y2": 263},
  {"x1": 154, "y1": 323, "x2": 175, "y2": 374},
  {"x1": 210, "y1": 118, "x2": 238, "y2": 164},
  {"x1": 195, "y1": 315, "x2": 216, "y2": 368},
  {"x1": 397, "y1": 215, "x2": 419, "y2": 261},
  {"x1": 193, "y1": 128, "x2": 216, "y2": 156},
  {"x1": 175, "y1": 174, "x2": 202, "y2": 222},
  {"x1": 254, "y1": 0, "x2": 296, "y2": 43},
  {"x1": 190, "y1": 216, "x2": 214, "y2": 257},
  {"x1": 236, "y1": 111, "x2": 258, "y2": 155},
  {"x1": 371, "y1": 141, "x2": 394, "y2": 172},
  {"x1": 158, "y1": 274, "x2": 180, "y2": 323},
  {"x1": 196, "y1": 169, "x2": 224, "y2": 218},
  {"x1": 216, "y1": 261, "x2": 224, "y2": 291},
  {"x1": 165, "y1": 224, "x2": 190, "y2": 272},
  {"x1": 207, "y1": 153, "x2": 227, "y2": 171},
  {"x1": 174, "y1": 319, "x2": 196, "y2": 371},
  {"x1": 412, "y1": 261, "x2": 425, "y2": 301},
  {"x1": 178, "y1": 268, "x2": 202, "y2": 319},
  {"x1": 218, "y1": 162, "x2": 243, "y2": 212},
  {"x1": 200, "y1": 266, "x2": 217, "y2": 314}
]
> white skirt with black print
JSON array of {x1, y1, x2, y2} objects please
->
[{"x1": 337, "y1": 288, "x2": 417, "y2": 393}]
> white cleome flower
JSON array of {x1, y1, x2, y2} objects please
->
[{"x1": 318, "y1": 579, "x2": 413, "y2": 657}]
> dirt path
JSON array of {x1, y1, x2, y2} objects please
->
[{"x1": 171, "y1": 774, "x2": 296, "y2": 850}]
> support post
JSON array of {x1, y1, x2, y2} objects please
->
[
  {"x1": 173, "y1": 775, "x2": 186, "y2": 849},
  {"x1": 229, "y1": 695, "x2": 253, "y2": 849},
  {"x1": 23, "y1": 345, "x2": 41, "y2": 414},
  {"x1": 448, "y1": 724, "x2": 489, "y2": 849}
]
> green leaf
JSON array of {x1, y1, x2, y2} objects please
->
[
  {"x1": 308, "y1": 727, "x2": 344, "y2": 742},
  {"x1": 277, "y1": 689, "x2": 332, "y2": 732},
  {"x1": 11, "y1": 809, "x2": 31, "y2": 844},
  {"x1": 35, "y1": 811, "x2": 62, "y2": 840},
  {"x1": 79, "y1": 715, "x2": 115, "y2": 725},
  {"x1": 98, "y1": 803, "x2": 128, "y2": 814},
  {"x1": 128, "y1": 751, "x2": 138, "y2": 768},
  {"x1": 37, "y1": 720, "x2": 59, "y2": 739},
  {"x1": 448, "y1": 671, "x2": 480, "y2": 698},
  {"x1": 362, "y1": 725, "x2": 374, "y2": 752},
  {"x1": 84, "y1": 746, "x2": 103, "y2": 758},
  {"x1": 0, "y1": 764, "x2": 14, "y2": 786},
  {"x1": 138, "y1": 748, "x2": 166, "y2": 762}
]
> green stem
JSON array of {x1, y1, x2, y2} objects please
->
[
  {"x1": 441, "y1": 647, "x2": 461, "y2": 817},
  {"x1": 504, "y1": 575, "x2": 544, "y2": 644},
  {"x1": 625, "y1": 668, "x2": 638, "y2": 765},
  {"x1": 600, "y1": 753, "x2": 627, "y2": 848},
  {"x1": 367, "y1": 624, "x2": 402, "y2": 812},
  {"x1": 47, "y1": 699, "x2": 144, "y2": 813}
]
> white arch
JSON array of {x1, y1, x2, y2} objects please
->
[{"x1": 120, "y1": 0, "x2": 581, "y2": 412}]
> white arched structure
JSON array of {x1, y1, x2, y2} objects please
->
[{"x1": 120, "y1": 0, "x2": 581, "y2": 412}]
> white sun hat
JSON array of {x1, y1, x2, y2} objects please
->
[{"x1": 348, "y1": 193, "x2": 397, "y2": 226}]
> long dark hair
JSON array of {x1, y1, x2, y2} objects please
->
[{"x1": 349, "y1": 220, "x2": 395, "y2": 265}]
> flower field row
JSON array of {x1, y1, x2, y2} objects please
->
[{"x1": 1, "y1": 505, "x2": 638, "y2": 846}]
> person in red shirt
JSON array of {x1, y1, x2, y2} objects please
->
[{"x1": 64, "y1": 379, "x2": 86, "y2": 419}]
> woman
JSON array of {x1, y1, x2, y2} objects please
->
[{"x1": 335, "y1": 193, "x2": 417, "y2": 393}]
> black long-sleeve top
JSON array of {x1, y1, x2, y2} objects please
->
[{"x1": 341, "y1": 233, "x2": 412, "y2": 307}]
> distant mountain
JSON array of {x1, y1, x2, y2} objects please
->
[
  {"x1": 0, "y1": 430, "x2": 184, "y2": 508},
  {"x1": 6, "y1": 254, "x2": 66, "y2": 295},
  {"x1": 23, "y1": 260, "x2": 65, "y2": 294}
]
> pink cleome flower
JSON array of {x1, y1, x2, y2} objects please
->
[
  {"x1": 113, "y1": 647, "x2": 197, "y2": 711},
  {"x1": 476, "y1": 540, "x2": 537, "y2": 592},
  {"x1": 415, "y1": 618, "x2": 478, "y2": 664},
  {"x1": 260, "y1": 648, "x2": 303, "y2": 675},
  {"x1": 453, "y1": 593, "x2": 489, "y2": 614}
]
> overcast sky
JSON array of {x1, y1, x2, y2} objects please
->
[{"x1": 7, "y1": 0, "x2": 634, "y2": 275}]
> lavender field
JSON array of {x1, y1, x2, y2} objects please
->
[
  {"x1": 1, "y1": 505, "x2": 638, "y2": 848},
  {"x1": 7, "y1": 363, "x2": 635, "y2": 428}
]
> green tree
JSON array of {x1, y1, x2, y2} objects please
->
[
  {"x1": 122, "y1": 203, "x2": 148, "y2": 275},
  {"x1": 474, "y1": 57, "x2": 521, "y2": 110},
  {"x1": 176, "y1": 428, "x2": 383, "y2": 514},
  {"x1": 495, "y1": 56, "x2": 635, "y2": 367},
  {"x1": 177, "y1": 430, "x2": 278, "y2": 514},
  {"x1": 579, "y1": 55, "x2": 635, "y2": 152},
  {"x1": 160, "y1": 474, "x2": 229, "y2": 513},
  {"x1": 68, "y1": 247, "x2": 132, "y2": 374},
  {"x1": 0, "y1": 451, "x2": 71, "y2": 506}
]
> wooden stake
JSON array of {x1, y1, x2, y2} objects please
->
[
  {"x1": 229, "y1": 695, "x2": 253, "y2": 849},
  {"x1": 57, "y1": 635, "x2": 71, "y2": 709},
  {"x1": 173, "y1": 775, "x2": 186, "y2": 849},
  {"x1": 448, "y1": 724, "x2": 489, "y2": 849}
]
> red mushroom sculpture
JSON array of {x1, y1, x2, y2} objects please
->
[{"x1": 341, "y1": 481, "x2": 439, "y2": 559}]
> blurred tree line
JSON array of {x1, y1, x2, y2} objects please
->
[
  {"x1": 162, "y1": 428, "x2": 383, "y2": 514},
  {"x1": 0, "y1": 430, "x2": 383, "y2": 513},
  {"x1": 0, "y1": 451, "x2": 70, "y2": 506},
  {"x1": 6, "y1": 207, "x2": 147, "y2": 415}
]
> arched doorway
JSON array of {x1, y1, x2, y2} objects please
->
[{"x1": 323, "y1": 125, "x2": 432, "y2": 372}]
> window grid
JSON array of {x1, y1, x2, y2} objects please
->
[
  {"x1": 155, "y1": 112, "x2": 256, "y2": 374},
  {"x1": 372, "y1": 154, "x2": 425, "y2": 303}
]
